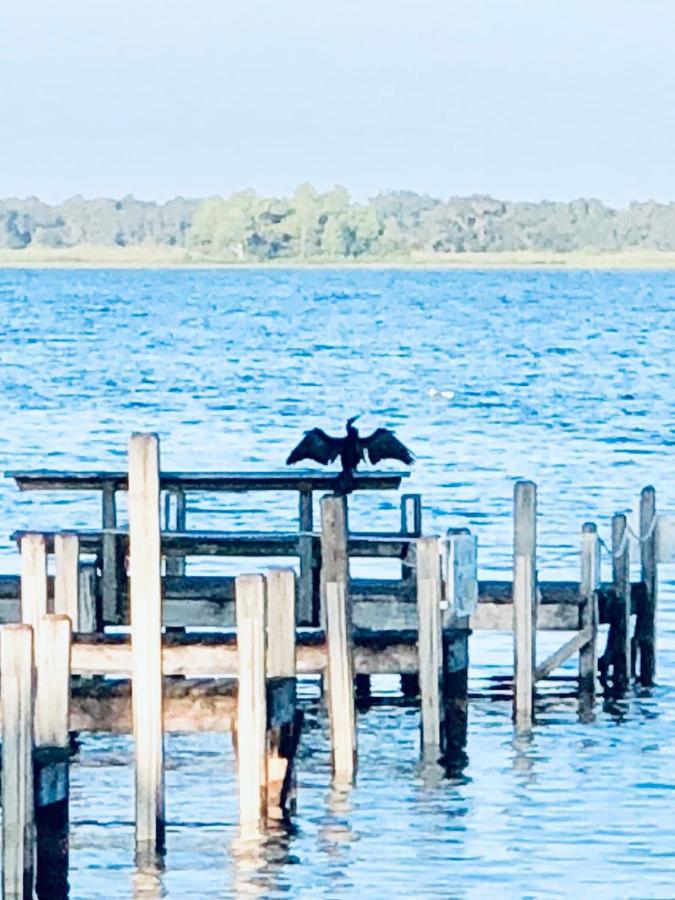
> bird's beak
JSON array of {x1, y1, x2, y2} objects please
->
[{"x1": 348, "y1": 415, "x2": 360, "y2": 425}]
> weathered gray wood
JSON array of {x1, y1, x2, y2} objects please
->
[
  {"x1": 471, "y1": 601, "x2": 578, "y2": 631},
  {"x1": 20, "y1": 532, "x2": 48, "y2": 631},
  {"x1": 101, "y1": 482, "x2": 120, "y2": 625},
  {"x1": 535, "y1": 627, "x2": 593, "y2": 683},
  {"x1": 69, "y1": 679, "x2": 237, "y2": 732},
  {"x1": 513, "y1": 481, "x2": 537, "y2": 725},
  {"x1": 579, "y1": 523, "x2": 599, "y2": 713},
  {"x1": 69, "y1": 633, "x2": 421, "y2": 677},
  {"x1": 612, "y1": 512, "x2": 631, "y2": 695},
  {"x1": 401, "y1": 494, "x2": 422, "y2": 536},
  {"x1": 78, "y1": 562, "x2": 98, "y2": 633},
  {"x1": 1, "y1": 623, "x2": 35, "y2": 900},
  {"x1": 34, "y1": 614, "x2": 71, "y2": 899},
  {"x1": 235, "y1": 573, "x2": 268, "y2": 831},
  {"x1": 128, "y1": 433, "x2": 165, "y2": 861},
  {"x1": 321, "y1": 495, "x2": 356, "y2": 782},
  {"x1": 638, "y1": 486, "x2": 657, "y2": 686},
  {"x1": 442, "y1": 628, "x2": 469, "y2": 772},
  {"x1": 9, "y1": 469, "x2": 408, "y2": 492},
  {"x1": 165, "y1": 488, "x2": 187, "y2": 576},
  {"x1": 54, "y1": 533, "x2": 79, "y2": 626},
  {"x1": 416, "y1": 536, "x2": 444, "y2": 754},
  {"x1": 298, "y1": 490, "x2": 315, "y2": 625},
  {"x1": 444, "y1": 529, "x2": 478, "y2": 620},
  {"x1": 265, "y1": 568, "x2": 299, "y2": 816}
]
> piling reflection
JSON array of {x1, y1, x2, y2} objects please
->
[
  {"x1": 230, "y1": 823, "x2": 294, "y2": 898},
  {"x1": 131, "y1": 863, "x2": 165, "y2": 898}
]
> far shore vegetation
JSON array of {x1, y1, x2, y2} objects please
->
[{"x1": 2, "y1": 186, "x2": 675, "y2": 268}]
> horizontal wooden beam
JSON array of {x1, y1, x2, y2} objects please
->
[
  {"x1": 9, "y1": 530, "x2": 412, "y2": 559},
  {"x1": 69, "y1": 632, "x2": 421, "y2": 677},
  {"x1": 7, "y1": 469, "x2": 408, "y2": 493}
]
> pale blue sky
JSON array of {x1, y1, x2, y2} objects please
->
[{"x1": 1, "y1": 0, "x2": 674, "y2": 205}]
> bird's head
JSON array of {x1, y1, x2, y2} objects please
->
[{"x1": 346, "y1": 415, "x2": 360, "y2": 430}]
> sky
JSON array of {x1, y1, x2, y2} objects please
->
[{"x1": 1, "y1": 0, "x2": 674, "y2": 206}]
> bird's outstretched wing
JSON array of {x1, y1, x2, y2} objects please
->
[
  {"x1": 286, "y1": 428, "x2": 342, "y2": 465},
  {"x1": 362, "y1": 428, "x2": 414, "y2": 465}
]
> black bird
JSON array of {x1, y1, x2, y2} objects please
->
[{"x1": 286, "y1": 416, "x2": 414, "y2": 492}]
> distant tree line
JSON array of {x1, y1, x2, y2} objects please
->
[{"x1": 2, "y1": 186, "x2": 675, "y2": 258}]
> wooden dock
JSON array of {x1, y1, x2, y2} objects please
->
[{"x1": 0, "y1": 432, "x2": 668, "y2": 897}]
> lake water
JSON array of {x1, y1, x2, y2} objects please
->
[{"x1": 1, "y1": 267, "x2": 674, "y2": 897}]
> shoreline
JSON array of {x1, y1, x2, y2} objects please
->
[{"x1": 2, "y1": 247, "x2": 675, "y2": 270}]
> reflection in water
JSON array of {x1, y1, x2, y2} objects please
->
[
  {"x1": 231, "y1": 824, "x2": 294, "y2": 898},
  {"x1": 132, "y1": 865, "x2": 165, "y2": 899}
]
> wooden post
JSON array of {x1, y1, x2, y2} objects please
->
[
  {"x1": 20, "y1": 533, "x2": 48, "y2": 631},
  {"x1": 401, "y1": 494, "x2": 422, "y2": 536},
  {"x1": 513, "y1": 481, "x2": 537, "y2": 726},
  {"x1": 579, "y1": 523, "x2": 599, "y2": 717},
  {"x1": 612, "y1": 512, "x2": 631, "y2": 696},
  {"x1": 416, "y1": 536, "x2": 443, "y2": 756},
  {"x1": 297, "y1": 490, "x2": 315, "y2": 625},
  {"x1": 34, "y1": 614, "x2": 71, "y2": 899},
  {"x1": 235, "y1": 573, "x2": 268, "y2": 831},
  {"x1": 321, "y1": 495, "x2": 356, "y2": 782},
  {"x1": 441, "y1": 528, "x2": 473, "y2": 771},
  {"x1": 101, "y1": 481, "x2": 119, "y2": 624},
  {"x1": 54, "y1": 533, "x2": 79, "y2": 628},
  {"x1": 265, "y1": 568, "x2": 300, "y2": 817},
  {"x1": 78, "y1": 562, "x2": 98, "y2": 633},
  {"x1": 165, "y1": 488, "x2": 187, "y2": 576},
  {"x1": 638, "y1": 486, "x2": 657, "y2": 686},
  {"x1": 128, "y1": 434, "x2": 164, "y2": 864},
  {"x1": 1, "y1": 623, "x2": 35, "y2": 900}
]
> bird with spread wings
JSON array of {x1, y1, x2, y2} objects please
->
[{"x1": 286, "y1": 416, "x2": 414, "y2": 491}]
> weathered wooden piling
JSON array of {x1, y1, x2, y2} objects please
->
[
  {"x1": 297, "y1": 490, "x2": 316, "y2": 625},
  {"x1": 612, "y1": 512, "x2": 631, "y2": 695},
  {"x1": 54, "y1": 533, "x2": 79, "y2": 626},
  {"x1": 442, "y1": 528, "x2": 474, "y2": 768},
  {"x1": 128, "y1": 433, "x2": 165, "y2": 863},
  {"x1": 101, "y1": 480, "x2": 120, "y2": 623},
  {"x1": 1, "y1": 624, "x2": 35, "y2": 900},
  {"x1": 416, "y1": 536, "x2": 444, "y2": 755},
  {"x1": 20, "y1": 532, "x2": 48, "y2": 630},
  {"x1": 78, "y1": 562, "x2": 98, "y2": 633},
  {"x1": 513, "y1": 481, "x2": 537, "y2": 726},
  {"x1": 34, "y1": 614, "x2": 72, "y2": 899},
  {"x1": 265, "y1": 567, "x2": 300, "y2": 817},
  {"x1": 579, "y1": 523, "x2": 599, "y2": 716},
  {"x1": 164, "y1": 487, "x2": 187, "y2": 576},
  {"x1": 321, "y1": 495, "x2": 356, "y2": 782},
  {"x1": 638, "y1": 486, "x2": 657, "y2": 686},
  {"x1": 235, "y1": 573, "x2": 268, "y2": 831}
]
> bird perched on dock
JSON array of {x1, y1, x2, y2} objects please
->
[{"x1": 286, "y1": 416, "x2": 414, "y2": 492}]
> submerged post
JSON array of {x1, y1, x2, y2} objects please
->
[
  {"x1": 1, "y1": 624, "x2": 35, "y2": 900},
  {"x1": 638, "y1": 486, "x2": 657, "y2": 686},
  {"x1": 416, "y1": 536, "x2": 443, "y2": 755},
  {"x1": 579, "y1": 523, "x2": 599, "y2": 717},
  {"x1": 129, "y1": 433, "x2": 165, "y2": 864},
  {"x1": 513, "y1": 481, "x2": 537, "y2": 726},
  {"x1": 54, "y1": 533, "x2": 79, "y2": 628},
  {"x1": 34, "y1": 614, "x2": 71, "y2": 899},
  {"x1": 235, "y1": 573, "x2": 268, "y2": 831},
  {"x1": 612, "y1": 512, "x2": 631, "y2": 695},
  {"x1": 20, "y1": 533, "x2": 48, "y2": 631},
  {"x1": 321, "y1": 494, "x2": 356, "y2": 782},
  {"x1": 266, "y1": 567, "x2": 300, "y2": 817}
]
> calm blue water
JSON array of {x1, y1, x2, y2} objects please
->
[{"x1": 1, "y1": 267, "x2": 675, "y2": 897}]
